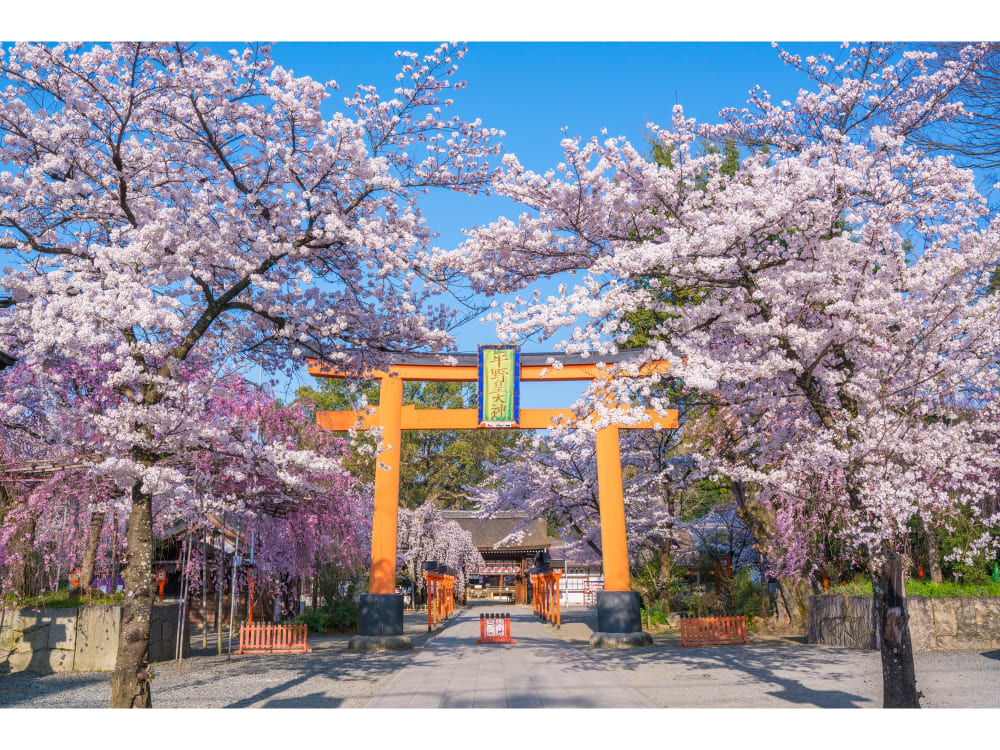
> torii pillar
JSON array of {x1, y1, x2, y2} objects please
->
[{"x1": 308, "y1": 349, "x2": 677, "y2": 650}]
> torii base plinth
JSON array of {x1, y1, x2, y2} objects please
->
[
  {"x1": 589, "y1": 591, "x2": 652, "y2": 648},
  {"x1": 348, "y1": 593, "x2": 412, "y2": 651}
]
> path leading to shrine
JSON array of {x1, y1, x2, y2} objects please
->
[
  {"x1": 366, "y1": 604, "x2": 655, "y2": 708},
  {"x1": 2, "y1": 603, "x2": 997, "y2": 708}
]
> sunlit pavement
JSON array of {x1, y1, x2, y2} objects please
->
[{"x1": 365, "y1": 603, "x2": 655, "y2": 708}]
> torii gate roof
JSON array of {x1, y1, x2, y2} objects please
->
[{"x1": 307, "y1": 349, "x2": 673, "y2": 383}]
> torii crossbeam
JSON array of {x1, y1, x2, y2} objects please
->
[{"x1": 309, "y1": 349, "x2": 678, "y2": 649}]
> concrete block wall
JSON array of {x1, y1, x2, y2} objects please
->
[
  {"x1": 808, "y1": 595, "x2": 1000, "y2": 651},
  {"x1": 0, "y1": 607, "x2": 78, "y2": 673},
  {"x1": 1, "y1": 603, "x2": 190, "y2": 674}
]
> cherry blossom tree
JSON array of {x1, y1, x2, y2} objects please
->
[
  {"x1": 0, "y1": 357, "x2": 122, "y2": 599},
  {"x1": 1, "y1": 359, "x2": 369, "y2": 611},
  {"x1": 447, "y1": 43, "x2": 1000, "y2": 707},
  {"x1": 0, "y1": 40, "x2": 500, "y2": 706},
  {"x1": 397, "y1": 500, "x2": 483, "y2": 605},
  {"x1": 472, "y1": 429, "x2": 680, "y2": 567}
]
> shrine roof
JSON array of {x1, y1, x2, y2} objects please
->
[{"x1": 441, "y1": 510, "x2": 558, "y2": 551}]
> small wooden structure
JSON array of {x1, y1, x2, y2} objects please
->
[
  {"x1": 235, "y1": 623, "x2": 312, "y2": 654},
  {"x1": 679, "y1": 615, "x2": 747, "y2": 646}
]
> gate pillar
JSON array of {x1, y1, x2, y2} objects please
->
[
  {"x1": 592, "y1": 425, "x2": 652, "y2": 648},
  {"x1": 351, "y1": 374, "x2": 412, "y2": 650}
]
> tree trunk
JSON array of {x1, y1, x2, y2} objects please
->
[
  {"x1": 872, "y1": 550, "x2": 921, "y2": 708},
  {"x1": 922, "y1": 518, "x2": 944, "y2": 584},
  {"x1": 410, "y1": 560, "x2": 419, "y2": 610},
  {"x1": 1, "y1": 486, "x2": 37, "y2": 598},
  {"x1": 110, "y1": 508, "x2": 119, "y2": 594},
  {"x1": 731, "y1": 480, "x2": 809, "y2": 631},
  {"x1": 80, "y1": 510, "x2": 105, "y2": 593},
  {"x1": 109, "y1": 483, "x2": 153, "y2": 708},
  {"x1": 774, "y1": 578, "x2": 810, "y2": 631},
  {"x1": 12, "y1": 519, "x2": 36, "y2": 599}
]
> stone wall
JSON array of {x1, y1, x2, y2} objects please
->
[
  {"x1": 808, "y1": 595, "x2": 1000, "y2": 651},
  {"x1": 1, "y1": 603, "x2": 190, "y2": 674},
  {"x1": 0, "y1": 607, "x2": 78, "y2": 673},
  {"x1": 148, "y1": 602, "x2": 191, "y2": 662}
]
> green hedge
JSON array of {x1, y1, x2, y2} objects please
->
[
  {"x1": 827, "y1": 578, "x2": 1000, "y2": 598},
  {"x1": 291, "y1": 597, "x2": 360, "y2": 633}
]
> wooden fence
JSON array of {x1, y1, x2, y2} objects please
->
[
  {"x1": 679, "y1": 615, "x2": 747, "y2": 646},
  {"x1": 235, "y1": 623, "x2": 312, "y2": 654}
]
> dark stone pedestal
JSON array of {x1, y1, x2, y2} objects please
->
[
  {"x1": 350, "y1": 593, "x2": 412, "y2": 651},
  {"x1": 596, "y1": 590, "x2": 642, "y2": 633},
  {"x1": 358, "y1": 593, "x2": 404, "y2": 635},
  {"x1": 591, "y1": 590, "x2": 652, "y2": 648}
]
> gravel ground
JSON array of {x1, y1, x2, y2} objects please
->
[
  {"x1": 3, "y1": 605, "x2": 998, "y2": 708},
  {"x1": 0, "y1": 608, "x2": 445, "y2": 708},
  {"x1": 548, "y1": 606, "x2": 1000, "y2": 708}
]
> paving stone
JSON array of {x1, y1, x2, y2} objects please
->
[{"x1": 364, "y1": 604, "x2": 653, "y2": 708}]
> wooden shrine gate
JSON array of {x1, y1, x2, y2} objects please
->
[{"x1": 308, "y1": 348, "x2": 677, "y2": 649}]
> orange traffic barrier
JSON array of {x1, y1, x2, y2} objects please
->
[
  {"x1": 477, "y1": 612, "x2": 515, "y2": 644},
  {"x1": 235, "y1": 623, "x2": 312, "y2": 654},
  {"x1": 679, "y1": 615, "x2": 747, "y2": 646}
]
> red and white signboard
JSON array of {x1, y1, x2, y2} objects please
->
[{"x1": 475, "y1": 565, "x2": 518, "y2": 574}]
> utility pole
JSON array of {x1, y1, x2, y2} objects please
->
[
  {"x1": 216, "y1": 511, "x2": 226, "y2": 655},
  {"x1": 202, "y1": 527, "x2": 208, "y2": 648}
]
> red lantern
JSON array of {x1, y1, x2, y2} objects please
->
[{"x1": 155, "y1": 568, "x2": 167, "y2": 601}]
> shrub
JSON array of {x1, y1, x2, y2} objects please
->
[
  {"x1": 292, "y1": 596, "x2": 360, "y2": 633},
  {"x1": 639, "y1": 602, "x2": 671, "y2": 626},
  {"x1": 732, "y1": 568, "x2": 770, "y2": 620},
  {"x1": 684, "y1": 590, "x2": 728, "y2": 617}
]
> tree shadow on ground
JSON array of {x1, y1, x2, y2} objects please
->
[
  {"x1": 583, "y1": 638, "x2": 875, "y2": 708},
  {"x1": 0, "y1": 609, "x2": 443, "y2": 708},
  {"x1": 259, "y1": 692, "x2": 343, "y2": 708},
  {"x1": 492, "y1": 606, "x2": 873, "y2": 708}
]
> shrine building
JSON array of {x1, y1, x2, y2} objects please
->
[{"x1": 442, "y1": 510, "x2": 605, "y2": 606}]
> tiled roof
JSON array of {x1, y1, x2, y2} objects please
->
[{"x1": 441, "y1": 510, "x2": 557, "y2": 550}]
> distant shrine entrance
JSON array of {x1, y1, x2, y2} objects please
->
[{"x1": 309, "y1": 347, "x2": 678, "y2": 649}]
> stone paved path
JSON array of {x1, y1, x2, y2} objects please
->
[{"x1": 366, "y1": 604, "x2": 655, "y2": 708}]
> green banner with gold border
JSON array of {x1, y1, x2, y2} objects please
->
[{"x1": 478, "y1": 345, "x2": 520, "y2": 427}]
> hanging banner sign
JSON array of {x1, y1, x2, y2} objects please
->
[{"x1": 478, "y1": 345, "x2": 520, "y2": 427}]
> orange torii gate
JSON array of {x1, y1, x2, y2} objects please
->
[{"x1": 308, "y1": 348, "x2": 677, "y2": 649}]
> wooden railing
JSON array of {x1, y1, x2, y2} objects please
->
[
  {"x1": 235, "y1": 623, "x2": 312, "y2": 654},
  {"x1": 679, "y1": 615, "x2": 747, "y2": 646}
]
